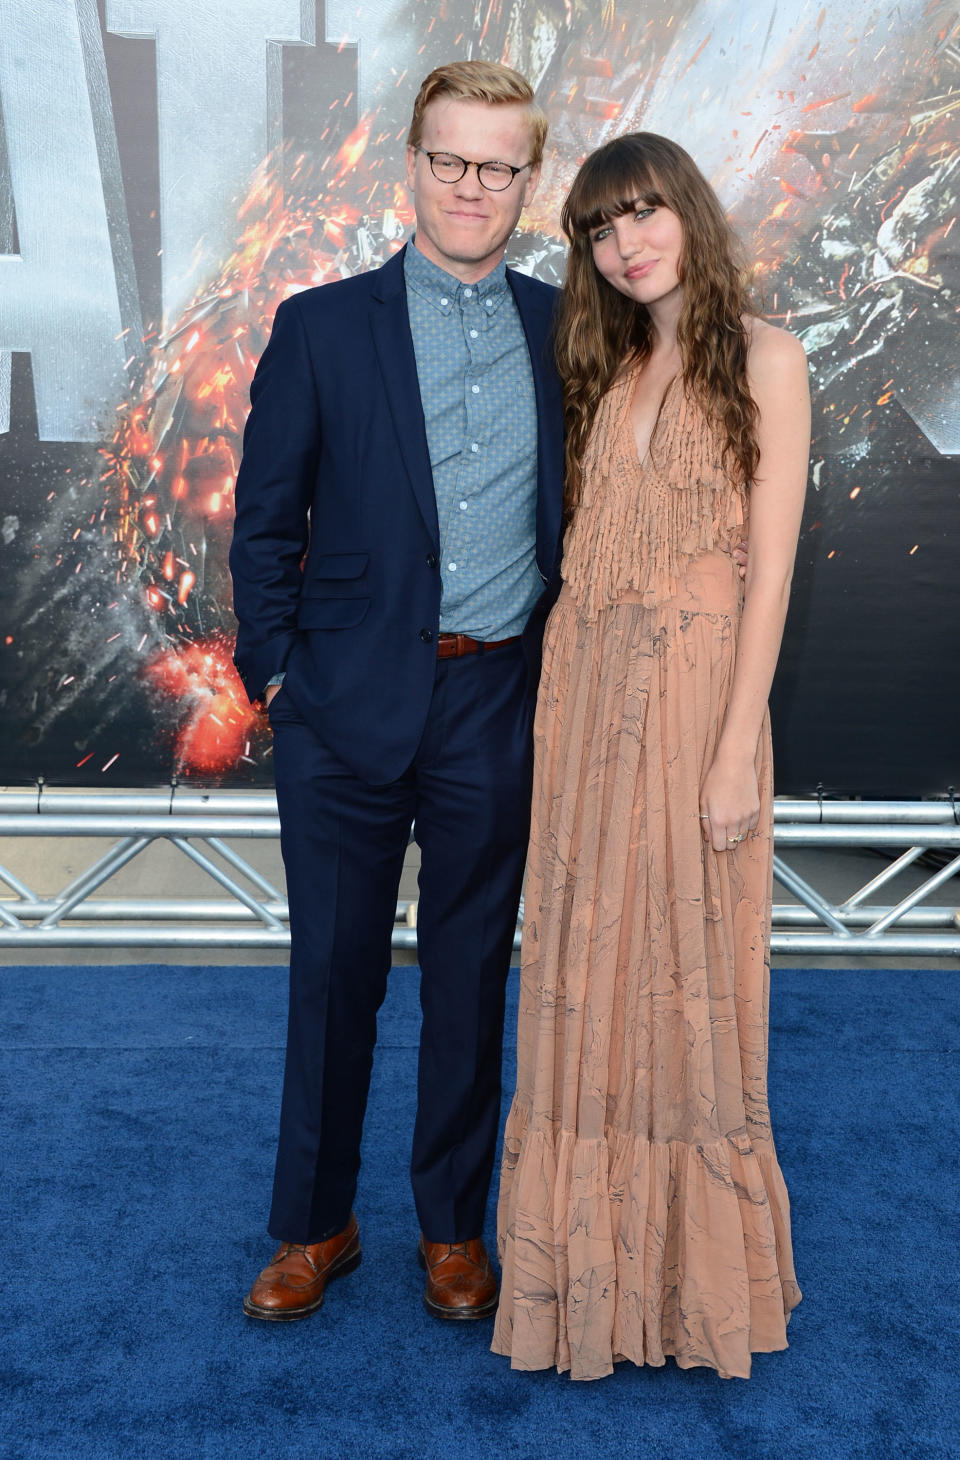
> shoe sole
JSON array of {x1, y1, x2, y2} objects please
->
[
  {"x1": 417, "y1": 1244, "x2": 499, "y2": 1322},
  {"x1": 242, "y1": 1243, "x2": 362, "y2": 1322}
]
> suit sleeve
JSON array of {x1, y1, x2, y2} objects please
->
[{"x1": 229, "y1": 296, "x2": 319, "y2": 703}]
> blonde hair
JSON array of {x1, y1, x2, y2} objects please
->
[
  {"x1": 407, "y1": 61, "x2": 548, "y2": 166},
  {"x1": 557, "y1": 133, "x2": 760, "y2": 518}
]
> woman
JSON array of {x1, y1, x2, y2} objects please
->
[{"x1": 493, "y1": 134, "x2": 809, "y2": 1380}]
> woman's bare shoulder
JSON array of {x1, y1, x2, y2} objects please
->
[{"x1": 744, "y1": 316, "x2": 807, "y2": 376}]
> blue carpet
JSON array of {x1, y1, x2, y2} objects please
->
[{"x1": 1, "y1": 965, "x2": 957, "y2": 1460}]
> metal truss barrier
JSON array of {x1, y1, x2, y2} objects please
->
[{"x1": 0, "y1": 791, "x2": 958, "y2": 955}]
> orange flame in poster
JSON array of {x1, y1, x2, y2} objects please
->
[
  {"x1": 335, "y1": 118, "x2": 371, "y2": 180},
  {"x1": 143, "y1": 635, "x2": 260, "y2": 773}
]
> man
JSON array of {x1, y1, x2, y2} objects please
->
[{"x1": 230, "y1": 60, "x2": 564, "y2": 1323}]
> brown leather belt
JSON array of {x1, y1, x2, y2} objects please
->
[{"x1": 436, "y1": 632, "x2": 520, "y2": 660}]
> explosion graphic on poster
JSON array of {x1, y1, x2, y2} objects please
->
[{"x1": 3, "y1": 0, "x2": 958, "y2": 792}]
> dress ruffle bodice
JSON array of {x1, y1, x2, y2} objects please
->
[{"x1": 561, "y1": 367, "x2": 747, "y2": 620}]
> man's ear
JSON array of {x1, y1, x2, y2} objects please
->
[
  {"x1": 522, "y1": 163, "x2": 542, "y2": 210},
  {"x1": 405, "y1": 145, "x2": 418, "y2": 193}
]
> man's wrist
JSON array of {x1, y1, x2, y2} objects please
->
[{"x1": 257, "y1": 672, "x2": 285, "y2": 712}]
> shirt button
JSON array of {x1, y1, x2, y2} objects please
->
[
  {"x1": 485, "y1": 298, "x2": 493, "y2": 307},
  {"x1": 426, "y1": 553, "x2": 438, "y2": 568},
  {"x1": 471, "y1": 384, "x2": 480, "y2": 393},
  {"x1": 459, "y1": 500, "x2": 468, "y2": 511},
  {"x1": 419, "y1": 628, "x2": 433, "y2": 643},
  {"x1": 469, "y1": 329, "x2": 478, "y2": 338},
  {"x1": 440, "y1": 297, "x2": 449, "y2": 307},
  {"x1": 463, "y1": 287, "x2": 473, "y2": 298},
  {"x1": 448, "y1": 562, "x2": 457, "y2": 572},
  {"x1": 471, "y1": 443, "x2": 479, "y2": 453}
]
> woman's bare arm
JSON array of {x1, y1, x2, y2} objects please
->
[{"x1": 699, "y1": 322, "x2": 811, "y2": 852}]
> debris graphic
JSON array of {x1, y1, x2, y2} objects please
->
[
  {"x1": 10, "y1": 0, "x2": 958, "y2": 784},
  {"x1": 19, "y1": 136, "x2": 416, "y2": 781}
]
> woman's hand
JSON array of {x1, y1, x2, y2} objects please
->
[{"x1": 699, "y1": 751, "x2": 760, "y2": 853}]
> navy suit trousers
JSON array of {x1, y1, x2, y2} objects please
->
[{"x1": 266, "y1": 640, "x2": 533, "y2": 1244}]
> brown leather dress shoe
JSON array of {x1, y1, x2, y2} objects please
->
[
  {"x1": 418, "y1": 1236, "x2": 499, "y2": 1321},
  {"x1": 243, "y1": 1213, "x2": 361, "y2": 1321}
]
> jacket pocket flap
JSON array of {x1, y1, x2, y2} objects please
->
[
  {"x1": 297, "y1": 597, "x2": 370, "y2": 630},
  {"x1": 305, "y1": 553, "x2": 369, "y2": 582}
]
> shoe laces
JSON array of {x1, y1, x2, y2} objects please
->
[
  {"x1": 278, "y1": 1241, "x2": 319, "y2": 1272},
  {"x1": 426, "y1": 1240, "x2": 482, "y2": 1269}
]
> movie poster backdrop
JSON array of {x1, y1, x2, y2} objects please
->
[{"x1": 0, "y1": 0, "x2": 957, "y2": 795}]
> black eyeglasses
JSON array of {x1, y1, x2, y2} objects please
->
[{"x1": 414, "y1": 147, "x2": 532, "y2": 192}]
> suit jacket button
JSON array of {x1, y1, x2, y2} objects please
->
[
  {"x1": 419, "y1": 628, "x2": 433, "y2": 643},
  {"x1": 426, "y1": 553, "x2": 438, "y2": 568}
]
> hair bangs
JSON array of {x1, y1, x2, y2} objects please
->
[{"x1": 563, "y1": 142, "x2": 665, "y2": 239}]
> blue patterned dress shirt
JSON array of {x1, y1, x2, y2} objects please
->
[{"x1": 404, "y1": 236, "x2": 541, "y2": 640}]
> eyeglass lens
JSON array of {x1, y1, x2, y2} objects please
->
[{"x1": 428, "y1": 152, "x2": 518, "y2": 191}]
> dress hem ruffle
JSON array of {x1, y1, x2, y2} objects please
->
[{"x1": 493, "y1": 1096, "x2": 801, "y2": 1382}]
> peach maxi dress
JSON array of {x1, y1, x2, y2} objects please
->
[{"x1": 493, "y1": 365, "x2": 801, "y2": 1381}]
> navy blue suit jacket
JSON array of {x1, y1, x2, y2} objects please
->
[{"x1": 230, "y1": 245, "x2": 564, "y2": 786}]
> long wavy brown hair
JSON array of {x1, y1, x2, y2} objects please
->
[{"x1": 557, "y1": 133, "x2": 760, "y2": 517}]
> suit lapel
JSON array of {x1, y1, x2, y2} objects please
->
[
  {"x1": 369, "y1": 248, "x2": 440, "y2": 546},
  {"x1": 507, "y1": 268, "x2": 564, "y2": 582}
]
